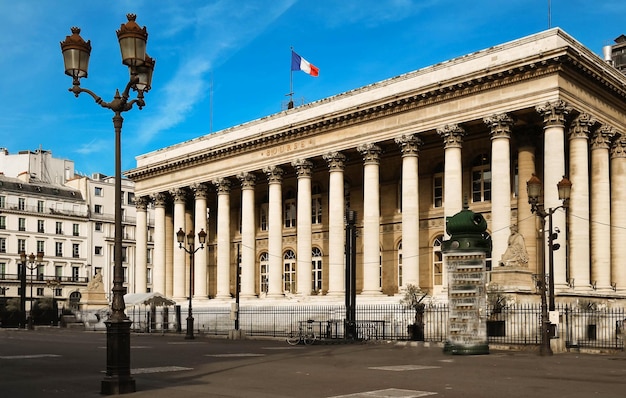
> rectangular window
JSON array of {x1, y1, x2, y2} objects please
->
[
  {"x1": 73, "y1": 223, "x2": 79, "y2": 236},
  {"x1": 94, "y1": 204, "x2": 103, "y2": 214},
  {"x1": 95, "y1": 187, "x2": 103, "y2": 196},
  {"x1": 36, "y1": 287, "x2": 44, "y2": 296},
  {"x1": 54, "y1": 288, "x2": 62, "y2": 297},
  {"x1": 37, "y1": 264, "x2": 44, "y2": 280},
  {"x1": 146, "y1": 268, "x2": 152, "y2": 284},
  {"x1": 37, "y1": 200, "x2": 44, "y2": 213},
  {"x1": 56, "y1": 222, "x2": 63, "y2": 234},
  {"x1": 0, "y1": 262, "x2": 5, "y2": 279},
  {"x1": 433, "y1": 174, "x2": 444, "y2": 208},
  {"x1": 284, "y1": 200, "x2": 296, "y2": 228},
  {"x1": 259, "y1": 204, "x2": 268, "y2": 231},
  {"x1": 0, "y1": 238, "x2": 5, "y2": 253},
  {"x1": 0, "y1": 196, "x2": 5, "y2": 208},
  {"x1": 0, "y1": 215, "x2": 6, "y2": 229},
  {"x1": 71, "y1": 267, "x2": 79, "y2": 282},
  {"x1": 18, "y1": 218, "x2": 26, "y2": 232},
  {"x1": 73, "y1": 243, "x2": 80, "y2": 258},
  {"x1": 312, "y1": 197, "x2": 322, "y2": 224},
  {"x1": 55, "y1": 242, "x2": 63, "y2": 257},
  {"x1": 95, "y1": 222, "x2": 103, "y2": 232},
  {"x1": 472, "y1": 168, "x2": 492, "y2": 202},
  {"x1": 18, "y1": 198, "x2": 25, "y2": 211},
  {"x1": 18, "y1": 238, "x2": 26, "y2": 253},
  {"x1": 37, "y1": 220, "x2": 45, "y2": 233},
  {"x1": 95, "y1": 246, "x2": 103, "y2": 255},
  {"x1": 127, "y1": 192, "x2": 135, "y2": 205},
  {"x1": 147, "y1": 248, "x2": 152, "y2": 264},
  {"x1": 37, "y1": 240, "x2": 45, "y2": 254},
  {"x1": 55, "y1": 266, "x2": 63, "y2": 280}
]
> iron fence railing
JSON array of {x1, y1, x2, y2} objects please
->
[{"x1": 123, "y1": 303, "x2": 625, "y2": 351}]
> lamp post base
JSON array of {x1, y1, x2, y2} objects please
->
[
  {"x1": 101, "y1": 319, "x2": 136, "y2": 395},
  {"x1": 185, "y1": 316, "x2": 195, "y2": 340}
]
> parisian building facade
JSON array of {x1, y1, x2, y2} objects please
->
[{"x1": 125, "y1": 29, "x2": 626, "y2": 306}]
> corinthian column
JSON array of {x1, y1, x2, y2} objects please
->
[
  {"x1": 536, "y1": 100, "x2": 571, "y2": 288},
  {"x1": 237, "y1": 172, "x2": 257, "y2": 298},
  {"x1": 516, "y1": 128, "x2": 538, "y2": 275},
  {"x1": 437, "y1": 124, "x2": 465, "y2": 227},
  {"x1": 591, "y1": 126, "x2": 615, "y2": 290},
  {"x1": 358, "y1": 143, "x2": 382, "y2": 295},
  {"x1": 213, "y1": 178, "x2": 232, "y2": 299},
  {"x1": 484, "y1": 113, "x2": 513, "y2": 267},
  {"x1": 170, "y1": 187, "x2": 188, "y2": 301},
  {"x1": 134, "y1": 196, "x2": 149, "y2": 293},
  {"x1": 395, "y1": 134, "x2": 422, "y2": 290},
  {"x1": 264, "y1": 166, "x2": 284, "y2": 297},
  {"x1": 611, "y1": 135, "x2": 626, "y2": 292},
  {"x1": 292, "y1": 159, "x2": 313, "y2": 296},
  {"x1": 151, "y1": 192, "x2": 167, "y2": 295},
  {"x1": 568, "y1": 114, "x2": 594, "y2": 290},
  {"x1": 191, "y1": 183, "x2": 209, "y2": 299},
  {"x1": 323, "y1": 151, "x2": 346, "y2": 296}
]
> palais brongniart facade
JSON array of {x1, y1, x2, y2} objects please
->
[{"x1": 126, "y1": 29, "x2": 626, "y2": 306}]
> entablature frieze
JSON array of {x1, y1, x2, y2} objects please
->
[{"x1": 127, "y1": 47, "x2": 626, "y2": 186}]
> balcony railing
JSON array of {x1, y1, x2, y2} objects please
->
[{"x1": 0, "y1": 273, "x2": 89, "y2": 284}]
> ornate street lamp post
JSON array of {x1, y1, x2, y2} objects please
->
[
  {"x1": 60, "y1": 14, "x2": 155, "y2": 395},
  {"x1": 22, "y1": 252, "x2": 44, "y2": 330},
  {"x1": 176, "y1": 228, "x2": 207, "y2": 340},
  {"x1": 527, "y1": 174, "x2": 571, "y2": 356}
]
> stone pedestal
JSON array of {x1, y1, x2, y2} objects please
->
[{"x1": 490, "y1": 267, "x2": 534, "y2": 292}]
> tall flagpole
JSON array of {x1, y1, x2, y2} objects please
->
[{"x1": 287, "y1": 46, "x2": 294, "y2": 109}]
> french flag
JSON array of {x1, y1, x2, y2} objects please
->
[{"x1": 291, "y1": 50, "x2": 319, "y2": 77}]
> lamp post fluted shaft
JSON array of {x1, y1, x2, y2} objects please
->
[{"x1": 61, "y1": 14, "x2": 154, "y2": 395}]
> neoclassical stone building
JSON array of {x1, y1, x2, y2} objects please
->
[{"x1": 127, "y1": 29, "x2": 626, "y2": 305}]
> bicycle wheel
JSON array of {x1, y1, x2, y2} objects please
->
[
  {"x1": 286, "y1": 333, "x2": 301, "y2": 345},
  {"x1": 303, "y1": 333, "x2": 316, "y2": 345}
]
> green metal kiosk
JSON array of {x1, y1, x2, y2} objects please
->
[{"x1": 442, "y1": 203, "x2": 491, "y2": 355}]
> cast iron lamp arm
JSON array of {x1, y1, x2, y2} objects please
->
[{"x1": 68, "y1": 75, "x2": 145, "y2": 111}]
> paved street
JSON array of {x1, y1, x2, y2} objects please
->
[{"x1": 1, "y1": 328, "x2": 625, "y2": 397}]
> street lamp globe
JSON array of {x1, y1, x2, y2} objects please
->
[
  {"x1": 60, "y1": 27, "x2": 91, "y2": 82},
  {"x1": 557, "y1": 176, "x2": 572, "y2": 202},
  {"x1": 116, "y1": 14, "x2": 148, "y2": 67}
]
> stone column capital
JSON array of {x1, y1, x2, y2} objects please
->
[
  {"x1": 591, "y1": 126, "x2": 616, "y2": 150},
  {"x1": 151, "y1": 192, "x2": 168, "y2": 207},
  {"x1": 395, "y1": 134, "x2": 423, "y2": 156},
  {"x1": 611, "y1": 135, "x2": 626, "y2": 159},
  {"x1": 535, "y1": 100, "x2": 572, "y2": 127},
  {"x1": 484, "y1": 113, "x2": 514, "y2": 139},
  {"x1": 569, "y1": 113, "x2": 597, "y2": 140},
  {"x1": 437, "y1": 124, "x2": 465, "y2": 148},
  {"x1": 292, "y1": 159, "x2": 314, "y2": 178},
  {"x1": 263, "y1": 166, "x2": 284, "y2": 184},
  {"x1": 237, "y1": 172, "x2": 257, "y2": 189},
  {"x1": 357, "y1": 143, "x2": 382, "y2": 164},
  {"x1": 190, "y1": 182, "x2": 210, "y2": 199},
  {"x1": 134, "y1": 195, "x2": 149, "y2": 211},
  {"x1": 323, "y1": 151, "x2": 346, "y2": 171},
  {"x1": 213, "y1": 177, "x2": 232, "y2": 194},
  {"x1": 169, "y1": 187, "x2": 188, "y2": 203}
]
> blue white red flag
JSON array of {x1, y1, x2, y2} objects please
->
[{"x1": 291, "y1": 51, "x2": 319, "y2": 77}]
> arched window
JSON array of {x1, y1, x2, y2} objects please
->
[
  {"x1": 283, "y1": 250, "x2": 297, "y2": 293},
  {"x1": 259, "y1": 252, "x2": 269, "y2": 293},
  {"x1": 471, "y1": 153, "x2": 491, "y2": 203},
  {"x1": 312, "y1": 247, "x2": 323, "y2": 292},
  {"x1": 397, "y1": 241, "x2": 403, "y2": 288},
  {"x1": 433, "y1": 235, "x2": 444, "y2": 286},
  {"x1": 69, "y1": 291, "x2": 82, "y2": 310}
]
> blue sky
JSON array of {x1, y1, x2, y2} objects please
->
[{"x1": 1, "y1": 0, "x2": 625, "y2": 177}]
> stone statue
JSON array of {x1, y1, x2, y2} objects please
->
[
  {"x1": 87, "y1": 271, "x2": 104, "y2": 292},
  {"x1": 499, "y1": 224, "x2": 529, "y2": 267}
]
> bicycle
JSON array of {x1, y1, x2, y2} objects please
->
[{"x1": 286, "y1": 319, "x2": 317, "y2": 345}]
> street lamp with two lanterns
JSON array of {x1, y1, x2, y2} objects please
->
[
  {"x1": 177, "y1": 228, "x2": 207, "y2": 340},
  {"x1": 526, "y1": 173, "x2": 572, "y2": 356},
  {"x1": 60, "y1": 13, "x2": 155, "y2": 395}
]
